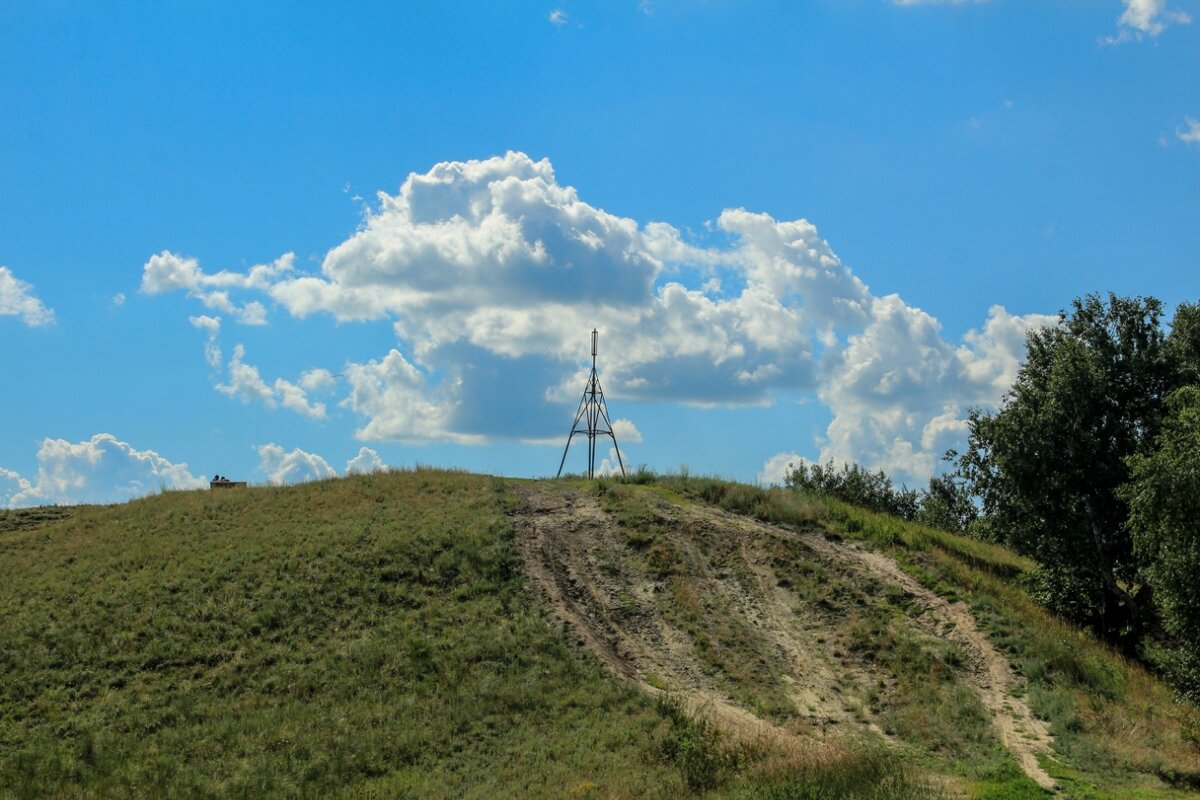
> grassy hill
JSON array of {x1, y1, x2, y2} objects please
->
[{"x1": 1, "y1": 470, "x2": 1197, "y2": 798}]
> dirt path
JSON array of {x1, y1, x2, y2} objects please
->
[
  {"x1": 513, "y1": 484, "x2": 803, "y2": 746},
  {"x1": 511, "y1": 483, "x2": 1056, "y2": 791},
  {"x1": 789, "y1": 522, "x2": 1057, "y2": 790}
]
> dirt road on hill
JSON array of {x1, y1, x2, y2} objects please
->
[{"x1": 511, "y1": 483, "x2": 1057, "y2": 792}]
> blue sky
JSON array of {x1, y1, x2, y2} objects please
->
[{"x1": 2, "y1": 0, "x2": 1197, "y2": 505}]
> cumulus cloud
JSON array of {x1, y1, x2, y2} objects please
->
[
  {"x1": 1, "y1": 434, "x2": 207, "y2": 508},
  {"x1": 340, "y1": 348, "x2": 465, "y2": 441},
  {"x1": 818, "y1": 301, "x2": 1056, "y2": 484},
  {"x1": 144, "y1": 151, "x2": 1057, "y2": 484},
  {"x1": 345, "y1": 446, "x2": 385, "y2": 475},
  {"x1": 758, "y1": 452, "x2": 803, "y2": 486},
  {"x1": 260, "y1": 154, "x2": 831, "y2": 439},
  {"x1": 256, "y1": 443, "x2": 337, "y2": 485},
  {"x1": 595, "y1": 446, "x2": 629, "y2": 478},
  {"x1": 216, "y1": 344, "x2": 329, "y2": 419},
  {"x1": 1105, "y1": 0, "x2": 1191, "y2": 43},
  {"x1": 611, "y1": 418, "x2": 643, "y2": 444},
  {"x1": 141, "y1": 251, "x2": 292, "y2": 324},
  {"x1": 0, "y1": 267, "x2": 55, "y2": 326},
  {"x1": 549, "y1": 9, "x2": 568, "y2": 25},
  {"x1": 1179, "y1": 118, "x2": 1200, "y2": 145}
]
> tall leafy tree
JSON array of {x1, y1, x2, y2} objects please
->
[
  {"x1": 960, "y1": 294, "x2": 1175, "y2": 645},
  {"x1": 1122, "y1": 386, "x2": 1200, "y2": 700},
  {"x1": 1167, "y1": 301, "x2": 1200, "y2": 384},
  {"x1": 917, "y1": 471, "x2": 978, "y2": 534}
]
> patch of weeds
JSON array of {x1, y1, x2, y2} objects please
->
[
  {"x1": 969, "y1": 757, "x2": 1051, "y2": 799},
  {"x1": 728, "y1": 742, "x2": 943, "y2": 800},
  {"x1": 645, "y1": 673, "x2": 669, "y2": 691},
  {"x1": 647, "y1": 540, "x2": 683, "y2": 578},
  {"x1": 624, "y1": 528, "x2": 657, "y2": 550},
  {"x1": 656, "y1": 694, "x2": 752, "y2": 792},
  {"x1": 842, "y1": 612, "x2": 992, "y2": 761},
  {"x1": 623, "y1": 465, "x2": 659, "y2": 485}
]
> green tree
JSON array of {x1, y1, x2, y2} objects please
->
[
  {"x1": 917, "y1": 471, "x2": 978, "y2": 534},
  {"x1": 1122, "y1": 386, "x2": 1200, "y2": 701},
  {"x1": 1167, "y1": 301, "x2": 1200, "y2": 384},
  {"x1": 786, "y1": 460, "x2": 920, "y2": 520},
  {"x1": 960, "y1": 294, "x2": 1175, "y2": 645}
]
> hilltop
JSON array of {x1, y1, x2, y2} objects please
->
[{"x1": 1, "y1": 470, "x2": 1198, "y2": 798}]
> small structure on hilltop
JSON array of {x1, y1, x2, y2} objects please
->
[
  {"x1": 210, "y1": 474, "x2": 247, "y2": 490},
  {"x1": 557, "y1": 328, "x2": 626, "y2": 479}
]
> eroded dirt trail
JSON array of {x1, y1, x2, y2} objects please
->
[
  {"x1": 511, "y1": 483, "x2": 1055, "y2": 791},
  {"x1": 789, "y1": 516, "x2": 1057, "y2": 790}
]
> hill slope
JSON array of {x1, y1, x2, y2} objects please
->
[
  {"x1": 514, "y1": 481, "x2": 1053, "y2": 789},
  {"x1": 1, "y1": 470, "x2": 1197, "y2": 798}
]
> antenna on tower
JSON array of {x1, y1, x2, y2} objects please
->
[{"x1": 557, "y1": 328, "x2": 626, "y2": 479}]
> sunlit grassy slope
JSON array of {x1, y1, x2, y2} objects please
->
[
  {"x1": 1, "y1": 472, "x2": 682, "y2": 798},
  {"x1": 1, "y1": 469, "x2": 1197, "y2": 798}
]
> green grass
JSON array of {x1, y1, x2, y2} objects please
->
[
  {"x1": 10, "y1": 467, "x2": 1190, "y2": 797},
  {"x1": 1, "y1": 470, "x2": 935, "y2": 799},
  {"x1": 0, "y1": 471, "x2": 682, "y2": 798}
]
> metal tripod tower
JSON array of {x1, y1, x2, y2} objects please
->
[{"x1": 556, "y1": 329, "x2": 626, "y2": 478}]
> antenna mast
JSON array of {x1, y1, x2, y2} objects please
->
[{"x1": 556, "y1": 328, "x2": 626, "y2": 478}]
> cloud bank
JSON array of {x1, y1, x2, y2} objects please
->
[
  {"x1": 0, "y1": 437, "x2": 394, "y2": 507},
  {"x1": 1, "y1": 434, "x2": 207, "y2": 508},
  {"x1": 146, "y1": 152, "x2": 1055, "y2": 484}
]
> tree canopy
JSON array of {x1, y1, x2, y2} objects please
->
[
  {"x1": 1122, "y1": 385, "x2": 1200, "y2": 700},
  {"x1": 959, "y1": 294, "x2": 1179, "y2": 645}
]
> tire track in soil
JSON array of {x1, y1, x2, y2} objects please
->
[{"x1": 511, "y1": 483, "x2": 1056, "y2": 791}]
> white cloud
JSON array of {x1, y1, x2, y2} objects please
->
[
  {"x1": 611, "y1": 418, "x2": 643, "y2": 444},
  {"x1": 596, "y1": 446, "x2": 628, "y2": 477},
  {"x1": 2, "y1": 434, "x2": 207, "y2": 508},
  {"x1": 217, "y1": 344, "x2": 276, "y2": 406},
  {"x1": 549, "y1": 9, "x2": 568, "y2": 25},
  {"x1": 144, "y1": 151, "x2": 1058, "y2": 484},
  {"x1": 189, "y1": 314, "x2": 222, "y2": 367},
  {"x1": 0, "y1": 467, "x2": 36, "y2": 508},
  {"x1": 256, "y1": 443, "x2": 337, "y2": 485},
  {"x1": 261, "y1": 155, "x2": 834, "y2": 436},
  {"x1": 340, "y1": 348, "x2": 467, "y2": 441},
  {"x1": 141, "y1": 251, "x2": 292, "y2": 324},
  {"x1": 1105, "y1": 0, "x2": 1191, "y2": 43},
  {"x1": 275, "y1": 378, "x2": 327, "y2": 419},
  {"x1": 345, "y1": 446, "x2": 385, "y2": 475},
  {"x1": 299, "y1": 368, "x2": 335, "y2": 392},
  {"x1": 216, "y1": 344, "x2": 328, "y2": 419},
  {"x1": 818, "y1": 300, "x2": 1056, "y2": 484},
  {"x1": 112, "y1": 292, "x2": 126, "y2": 306},
  {"x1": 0, "y1": 267, "x2": 55, "y2": 326},
  {"x1": 758, "y1": 452, "x2": 803, "y2": 486},
  {"x1": 1179, "y1": 118, "x2": 1200, "y2": 145}
]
